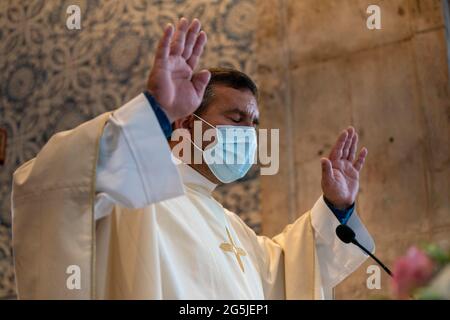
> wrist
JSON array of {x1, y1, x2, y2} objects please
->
[
  {"x1": 144, "y1": 91, "x2": 173, "y2": 138},
  {"x1": 146, "y1": 90, "x2": 174, "y2": 124},
  {"x1": 146, "y1": 91, "x2": 174, "y2": 123},
  {"x1": 323, "y1": 196, "x2": 355, "y2": 225},
  {"x1": 160, "y1": 108, "x2": 175, "y2": 124},
  {"x1": 323, "y1": 196, "x2": 353, "y2": 210}
]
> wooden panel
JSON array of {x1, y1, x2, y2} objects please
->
[
  {"x1": 294, "y1": 160, "x2": 323, "y2": 216},
  {"x1": 256, "y1": 0, "x2": 295, "y2": 237},
  {"x1": 412, "y1": 29, "x2": 450, "y2": 230},
  {"x1": 410, "y1": 0, "x2": 445, "y2": 32},
  {"x1": 290, "y1": 58, "x2": 352, "y2": 214},
  {"x1": 257, "y1": 0, "x2": 449, "y2": 299},
  {"x1": 286, "y1": 0, "x2": 413, "y2": 67},
  {"x1": 348, "y1": 40, "x2": 429, "y2": 236}
]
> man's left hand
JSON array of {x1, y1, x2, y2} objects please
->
[{"x1": 321, "y1": 127, "x2": 368, "y2": 210}]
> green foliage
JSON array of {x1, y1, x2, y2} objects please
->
[{"x1": 421, "y1": 243, "x2": 450, "y2": 265}]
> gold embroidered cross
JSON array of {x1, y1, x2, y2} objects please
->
[{"x1": 219, "y1": 227, "x2": 247, "y2": 272}]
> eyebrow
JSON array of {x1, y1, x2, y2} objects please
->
[{"x1": 226, "y1": 108, "x2": 259, "y2": 125}]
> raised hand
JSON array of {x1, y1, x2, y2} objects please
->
[
  {"x1": 320, "y1": 127, "x2": 368, "y2": 209},
  {"x1": 147, "y1": 18, "x2": 211, "y2": 123}
]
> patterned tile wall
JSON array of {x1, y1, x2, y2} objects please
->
[{"x1": 0, "y1": 0, "x2": 258, "y2": 298}]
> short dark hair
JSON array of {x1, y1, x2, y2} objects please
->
[{"x1": 194, "y1": 67, "x2": 258, "y2": 116}]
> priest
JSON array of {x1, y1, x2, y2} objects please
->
[{"x1": 11, "y1": 18, "x2": 374, "y2": 299}]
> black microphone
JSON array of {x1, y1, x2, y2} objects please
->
[{"x1": 336, "y1": 224, "x2": 392, "y2": 277}]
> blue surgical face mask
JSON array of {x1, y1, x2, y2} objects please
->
[{"x1": 192, "y1": 114, "x2": 257, "y2": 183}]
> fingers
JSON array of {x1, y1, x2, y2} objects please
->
[
  {"x1": 170, "y1": 18, "x2": 189, "y2": 56},
  {"x1": 187, "y1": 31, "x2": 207, "y2": 70},
  {"x1": 154, "y1": 24, "x2": 174, "y2": 62},
  {"x1": 353, "y1": 147, "x2": 368, "y2": 171},
  {"x1": 329, "y1": 130, "x2": 348, "y2": 160},
  {"x1": 348, "y1": 132, "x2": 358, "y2": 162},
  {"x1": 165, "y1": 17, "x2": 207, "y2": 70},
  {"x1": 182, "y1": 19, "x2": 201, "y2": 59},
  {"x1": 192, "y1": 69, "x2": 211, "y2": 98},
  {"x1": 342, "y1": 127, "x2": 355, "y2": 159},
  {"x1": 321, "y1": 158, "x2": 333, "y2": 180}
]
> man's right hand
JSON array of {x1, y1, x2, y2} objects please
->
[{"x1": 147, "y1": 18, "x2": 211, "y2": 123}]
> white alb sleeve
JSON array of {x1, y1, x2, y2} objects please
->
[{"x1": 94, "y1": 93, "x2": 184, "y2": 220}]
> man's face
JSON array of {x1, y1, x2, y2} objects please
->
[
  {"x1": 171, "y1": 84, "x2": 260, "y2": 184},
  {"x1": 198, "y1": 85, "x2": 259, "y2": 127}
]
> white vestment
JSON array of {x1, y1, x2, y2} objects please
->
[{"x1": 12, "y1": 94, "x2": 374, "y2": 299}]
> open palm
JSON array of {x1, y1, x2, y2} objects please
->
[
  {"x1": 147, "y1": 18, "x2": 210, "y2": 123},
  {"x1": 321, "y1": 127, "x2": 368, "y2": 209}
]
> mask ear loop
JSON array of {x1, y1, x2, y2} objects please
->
[
  {"x1": 189, "y1": 113, "x2": 216, "y2": 152},
  {"x1": 193, "y1": 113, "x2": 216, "y2": 129}
]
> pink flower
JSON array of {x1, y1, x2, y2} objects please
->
[{"x1": 391, "y1": 246, "x2": 435, "y2": 299}]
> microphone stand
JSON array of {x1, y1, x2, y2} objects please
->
[
  {"x1": 336, "y1": 224, "x2": 393, "y2": 277},
  {"x1": 350, "y1": 238, "x2": 392, "y2": 277}
]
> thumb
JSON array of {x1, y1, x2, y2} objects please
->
[
  {"x1": 320, "y1": 158, "x2": 333, "y2": 179},
  {"x1": 192, "y1": 69, "x2": 211, "y2": 98}
]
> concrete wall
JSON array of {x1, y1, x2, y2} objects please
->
[{"x1": 256, "y1": 0, "x2": 449, "y2": 299}]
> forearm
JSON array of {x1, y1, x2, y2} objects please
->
[
  {"x1": 95, "y1": 93, "x2": 184, "y2": 216},
  {"x1": 311, "y1": 196, "x2": 374, "y2": 288}
]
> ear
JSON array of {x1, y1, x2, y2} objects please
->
[{"x1": 173, "y1": 114, "x2": 195, "y2": 131}]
